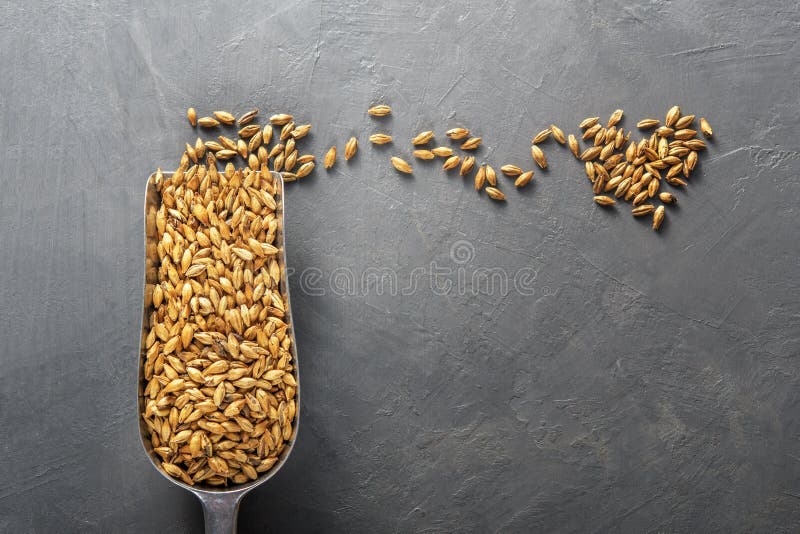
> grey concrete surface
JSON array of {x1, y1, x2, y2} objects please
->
[{"x1": 1, "y1": 0, "x2": 799, "y2": 532}]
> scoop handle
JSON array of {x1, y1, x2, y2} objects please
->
[{"x1": 197, "y1": 492, "x2": 245, "y2": 534}]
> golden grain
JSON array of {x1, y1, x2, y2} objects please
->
[
  {"x1": 632, "y1": 204, "x2": 655, "y2": 216},
  {"x1": 594, "y1": 195, "x2": 615, "y2": 206},
  {"x1": 515, "y1": 171, "x2": 534, "y2": 188},
  {"x1": 531, "y1": 145, "x2": 547, "y2": 169},
  {"x1": 291, "y1": 124, "x2": 312, "y2": 140},
  {"x1": 583, "y1": 123, "x2": 601, "y2": 140},
  {"x1": 296, "y1": 161, "x2": 315, "y2": 178},
  {"x1": 686, "y1": 150, "x2": 698, "y2": 172},
  {"x1": 665, "y1": 105, "x2": 681, "y2": 127},
  {"x1": 674, "y1": 114, "x2": 695, "y2": 129},
  {"x1": 198, "y1": 117, "x2": 220, "y2": 128},
  {"x1": 218, "y1": 136, "x2": 237, "y2": 151},
  {"x1": 413, "y1": 149, "x2": 435, "y2": 160},
  {"x1": 550, "y1": 124, "x2": 566, "y2": 144},
  {"x1": 391, "y1": 156, "x2": 412, "y2": 174},
  {"x1": 580, "y1": 146, "x2": 602, "y2": 161},
  {"x1": 280, "y1": 122, "x2": 295, "y2": 141},
  {"x1": 585, "y1": 161, "x2": 595, "y2": 181},
  {"x1": 485, "y1": 187, "x2": 505, "y2": 201},
  {"x1": 431, "y1": 146, "x2": 453, "y2": 157},
  {"x1": 216, "y1": 149, "x2": 237, "y2": 160},
  {"x1": 659, "y1": 192, "x2": 676, "y2": 204},
  {"x1": 285, "y1": 150, "x2": 298, "y2": 172},
  {"x1": 699, "y1": 117, "x2": 713, "y2": 137},
  {"x1": 673, "y1": 129, "x2": 696, "y2": 140},
  {"x1": 412, "y1": 131, "x2": 434, "y2": 145},
  {"x1": 500, "y1": 164, "x2": 523, "y2": 177},
  {"x1": 446, "y1": 128, "x2": 470, "y2": 140},
  {"x1": 460, "y1": 137, "x2": 482, "y2": 150},
  {"x1": 485, "y1": 165, "x2": 497, "y2": 186},
  {"x1": 187, "y1": 108, "x2": 197, "y2": 127},
  {"x1": 248, "y1": 131, "x2": 263, "y2": 153},
  {"x1": 607, "y1": 109, "x2": 623, "y2": 127},
  {"x1": 213, "y1": 111, "x2": 236, "y2": 125},
  {"x1": 238, "y1": 125, "x2": 261, "y2": 138},
  {"x1": 579, "y1": 117, "x2": 599, "y2": 129},
  {"x1": 442, "y1": 155, "x2": 461, "y2": 170},
  {"x1": 369, "y1": 134, "x2": 393, "y2": 145},
  {"x1": 652, "y1": 205, "x2": 665, "y2": 230},
  {"x1": 324, "y1": 146, "x2": 337, "y2": 169},
  {"x1": 568, "y1": 135, "x2": 580, "y2": 158},
  {"x1": 532, "y1": 129, "x2": 551, "y2": 144},
  {"x1": 684, "y1": 139, "x2": 706, "y2": 151},
  {"x1": 205, "y1": 141, "x2": 224, "y2": 152},
  {"x1": 656, "y1": 126, "x2": 675, "y2": 138},
  {"x1": 270, "y1": 114, "x2": 294, "y2": 126},
  {"x1": 345, "y1": 137, "x2": 358, "y2": 160},
  {"x1": 185, "y1": 143, "x2": 198, "y2": 164},
  {"x1": 637, "y1": 119, "x2": 659, "y2": 129},
  {"x1": 237, "y1": 108, "x2": 259, "y2": 126},
  {"x1": 368, "y1": 105, "x2": 392, "y2": 117},
  {"x1": 614, "y1": 177, "x2": 632, "y2": 198},
  {"x1": 460, "y1": 156, "x2": 475, "y2": 176},
  {"x1": 474, "y1": 165, "x2": 486, "y2": 190}
]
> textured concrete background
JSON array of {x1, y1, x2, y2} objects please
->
[{"x1": 1, "y1": 0, "x2": 799, "y2": 532}]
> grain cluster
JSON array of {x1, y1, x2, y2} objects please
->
[
  {"x1": 575, "y1": 106, "x2": 711, "y2": 231},
  {"x1": 143, "y1": 108, "x2": 311, "y2": 487},
  {"x1": 361, "y1": 104, "x2": 542, "y2": 201}
]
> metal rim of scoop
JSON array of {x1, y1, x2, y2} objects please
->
[{"x1": 137, "y1": 170, "x2": 300, "y2": 502}]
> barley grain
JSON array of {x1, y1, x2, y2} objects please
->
[
  {"x1": 198, "y1": 117, "x2": 220, "y2": 128},
  {"x1": 474, "y1": 165, "x2": 486, "y2": 190},
  {"x1": 532, "y1": 129, "x2": 551, "y2": 144},
  {"x1": 637, "y1": 119, "x2": 659, "y2": 129},
  {"x1": 699, "y1": 117, "x2": 713, "y2": 137},
  {"x1": 531, "y1": 145, "x2": 547, "y2": 169},
  {"x1": 652, "y1": 205, "x2": 665, "y2": 230},
  {"x1": 237, "y1": 108, "x2": 259, "y2": 126},
  {"x1": 345, "y1": 137, "x2": 358, "y2": 160},
  {"x1": 515, "y1": 171, "x2": 534, "y2": 188},
  {"x1": 446, "y1": 128, "x2": 470, "y2": 140},
  {"x1": 443, "y1": 155, "x2": 461, "y2": 170},
  {"x1": 213, "y1": 111, "x2": 236, "y2": 125},
  {"x1": 632, "y1": 204, "x2": 655, "y2": 216},
  {"x1": 568, "y1": 135, "x2": 580, "y2": 158},
  {"x1": 665, "y1": 105, "x2": 681, "y2": 127},
  {"x1": 607, "y1": 109, "x2": 623, "y2": 127},
  {"x1": 485, "y1": 165, "x2": 497, "y2": 186},
  {"x1": 580, "y1": 146, "x2": 602, "y2": 161},
  {"x1": 369, "y1": 134, "x2": 393, "y2": 145},
  {"x1": 460, "y1": 156, "x2": 475, "y2": 176},
  {"x1": 412, "y1": 131, "x2": 434, "y2": 145},
  {"x1": 460, "y1": 137, "x2": 482, "y2": 150},
  {"x1": 485, "y1": 187, "x2": 505, "y2": 201},
  {"x1": 391, "y1": 156, "x2": 412, "y2": 174},
  {"x1": 500, "y1": 164, "x2": 523, "y2": 177},
  {"x1": 659, "y1": 192, "x2": 676, "y2": 204},
  {"x1": 368, "y1": 105, "x2": 392, "y2": 117},
  {"x1": 270, "y1": 114, "x2": 294, "y2": 126},
  {"x1": 674, "y1": 114, "x2": 695, "y2": 129},
  {"x1": 551, "y1": 124, "x2": 566, "y2": 144}
]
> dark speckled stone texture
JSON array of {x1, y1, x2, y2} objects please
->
[{"x1": 0, "y1": 1, "x2": 799, "y2": 532}]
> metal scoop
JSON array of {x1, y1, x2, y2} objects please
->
[{"x1": 138, "y1": 171, "x2": 299, "y2": 533}]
